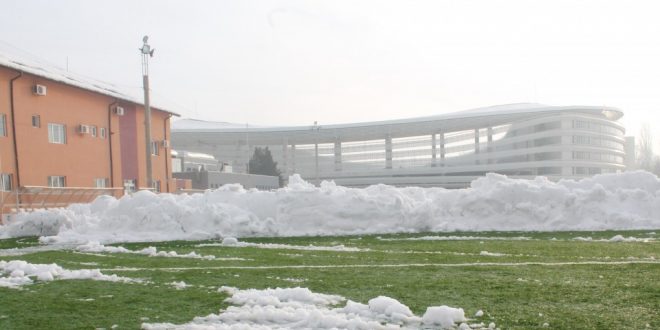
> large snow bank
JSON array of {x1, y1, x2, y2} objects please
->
[
  {"x1": 142, "y1": 286, "x2": 474, "y2": 329},
  {"x1": 1, "y1": 172, "x2": 659, "y2": 244},
  {"x1": 0, "y1": 260, "x2": 138, "y2": 289}
]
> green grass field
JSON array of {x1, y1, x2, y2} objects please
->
[{"x1": 0, "y1": 231, "x2": 658, "y2": 329}]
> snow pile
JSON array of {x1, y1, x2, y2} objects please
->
[
  {"x1": 197, "y1": 237, "x2": 366, "y2": 252},
  {"x1": 0, "y1": 260, "x2": 138, "y2": 289},
  {"x1": 75, "y1": 241, "x2": 217, "y2": 260},
  {"x1": 2, "y1": 171, "x2": 660, "y2": 244},
  {"x1": 142, "y1": 286, "x2": 474, "y2": 329}
]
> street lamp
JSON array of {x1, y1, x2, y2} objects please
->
[{"x1": 140, "y1": 36, "x2": 155, "y2": 189}]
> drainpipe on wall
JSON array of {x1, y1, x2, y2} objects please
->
[
  {"x1": 9, "y1": 71, "x2": 23, "y2": 192},
  {"x1": 108, "y1": 101, "x2": 118, "y2": 191},
  {"x1": 164, "y1": 114, "x2": 171, "y2": 192}
]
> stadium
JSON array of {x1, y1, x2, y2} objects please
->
[{"x1": 171, "y1": 103, "x2": 626, "y2": 188}]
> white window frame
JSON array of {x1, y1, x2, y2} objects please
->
[
  {"x1": 152, "y1": 180, "x2": 161, "y2": 192},
  {"x1": 94, "y1": 178, "x2": 109, "y2": 188},
  {"x1": 48, "y1": 176, "x2": 66, "y2": 188},
  {"x1": 48, "y1": 123, "x2": 66, "y2": 144},
  {"x1": 100, "y1": 127, "x2": 107, "y2": 139},
  {"x1": 0, "y1": 114, "x2": 6, "y2": 137},
  {"x1": 90, "y1": 125, "x2": 97, "y2": 137},
  {"x1": 0, "y1": 173, "x2": 12, "y2": 191},
  {"x1": 151, "y1": 141, "x2": 160, "y2": 156}
]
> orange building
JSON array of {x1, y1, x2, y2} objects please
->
[{"x1": 0, "y1": 54, "x2": 177, "y2": 218}]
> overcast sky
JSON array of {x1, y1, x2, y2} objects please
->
[{"x1": 1, "y1": 0, "x2": 659, "y2": 145}]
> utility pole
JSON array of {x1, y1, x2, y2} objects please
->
[{"x1": 140, "y1": 36, "x2": 155, "y2": 189}]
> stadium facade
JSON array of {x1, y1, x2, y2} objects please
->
[{"x1": 171, "y1": 103, "x2": 626, "y2": 188}]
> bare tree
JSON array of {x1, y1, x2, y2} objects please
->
[{"x1": 637, "y1": 123, "x2": 655, "y2": 171}]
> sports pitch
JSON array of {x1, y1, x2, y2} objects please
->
[{"x1": 0, "y1": 230, "x2": 658, "y2": 329}]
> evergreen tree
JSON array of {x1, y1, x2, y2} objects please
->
[{"x1": 248, "y1": 147, "x2": 282, "y2": 187}]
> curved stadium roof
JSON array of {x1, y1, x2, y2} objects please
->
[{"x1": 171, "y1": 103, "x2": 623, "y2": 145}]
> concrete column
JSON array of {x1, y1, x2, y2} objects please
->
[
  {"x1": 431, "y1": 134, "x2": 437, "y2": 167},
  {"x1": 291, "y1": 144, "x2": 296, "y2": 174},
  {"x1": 245, "y1": 143, "x2": 251, "y2": 174},
  {"x1": 314, "y1": 143, "x2": 319, "y2": 185},
  {"x1": 561, "y1": 134, "x2": 573, "y2": 176},
  {"x1": 282, "y1": 139, "x2": 288, "y2": 176},
  {"x1": 474, "y1": 128, "x2": 480, "y2": 165},
  {"x1": 334, "y1": 141, "x2": 342, "y2": 171},
  {"x1": 487, "y1": 127, "x2": 493, "y2": 164},
  {"x1": 439, "y1": 132, "x2": 445, "y2": 166},
  {"x1": 385, "y1": 135, "x2": 392, "y2": 169}
]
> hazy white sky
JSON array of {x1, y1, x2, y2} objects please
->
[{"x1": 1, "y1": 0, "x2": 659, "y2": 144}]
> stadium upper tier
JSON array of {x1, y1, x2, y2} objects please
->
[{"x1": 171, "y1": 103, "x2": 626, "y2": 188}]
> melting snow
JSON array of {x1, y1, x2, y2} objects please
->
[
  {"x1": 169, "y1": 281, "x2": 189, "y2": 290},
  {"x1": 196, "y1": 237, "x2": 365, "y2": 252},
  {"x1": 378, "y1": 236, "x2": 533, "y2": 241},
  {"x1": 75, "y1": 241, "x2": 229, "y2": 260},
  {"x1": 142, "y1": 286, "x2": 477, "y2": 329},
  {"x1": 0, "y1": 260, "x2": 139, "y2": 289},
  {"x1": 573, "y1": 235, "x2": 655, "y2": 243},
  {"x1": 479, "y1": 251, "x2": 508, "y2": 257}
]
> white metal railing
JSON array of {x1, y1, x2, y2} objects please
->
[{"x1": 0, "y1": 186, "x2": 123, "y2": 223}]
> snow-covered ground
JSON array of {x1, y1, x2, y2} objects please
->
[
  {"x1": 142, "y1": 286, "x2": 481, "y2": 330},
  {"x1": 1, "y1": 171, "x2": 659, "y2": 245},
  {"x1": 0, "y1": 260, "x2": 139, "y2": 289}
]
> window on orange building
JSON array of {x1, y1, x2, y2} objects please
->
[
  {"x1": 151, "y1": 141, "x2": 160, "y2": 156},
  {"x1": 0, "y1": 173, "x2": 12, "y2": 191},
  {"x1": 0, "y1": 114, "x2": 6, "y2": 137},
  {"x1": 32, "y1": 115, "x2": 40, "y2": 128},
  {"x1": 48, "y1": 176, "x2": 66, "y2": 188},
  {"x1": 48, "y1": 123, "x2": 66, "y2": 144},
  {"x1": 123, "y1": 179, "x2": 136, "y2": 193},
  {"x1": 94, "y1": 178, "x2": 109, "y2": 188},
  {"x1": 91, "y1": 126, "x2": 97, "y2": 137},
  {"x1": 100, "y1": 127, "x2": 107, "y2": 139},
  {"x1": 152, "y1": 180, "x2": 161, "y2": 192}
]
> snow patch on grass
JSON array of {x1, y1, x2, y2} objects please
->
[
  {"x1": 573, "y1": 235, "x2": 655, "y2": 243},
  {"x1": 75, "y1": 241, "x2": 235, "y2": 260},
  {"x1": 379, "y1": 235, "x2": 533, "y2": 241},
  {"x1": 169, "y1": 281, "x2": 189, "y2": 290},
  {"x1": 142, "y1": 286, "x2": 474, "y2": 329},
  {"x1": 197, "y1": 237, "x2": 366, "y2": 252},
  {"x1": 0, "y1": 260, "x2": 139, "y2": 289},
  {"x1": 479, "y1": 251, "x2": 508, "y2": 257}
]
